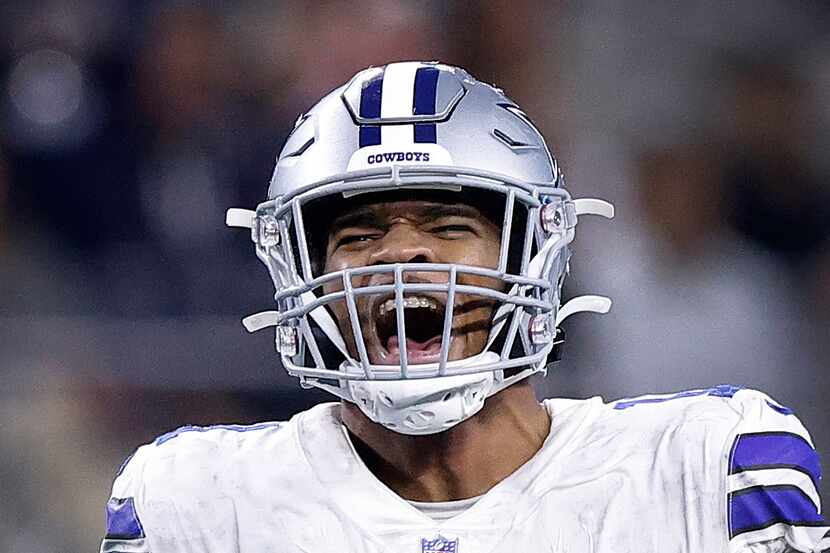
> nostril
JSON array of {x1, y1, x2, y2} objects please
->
[{"x1": 371, "y1": 253, "x2": 430, "y2": 267}]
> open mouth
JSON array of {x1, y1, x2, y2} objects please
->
[{"x1": 373, "y1": 295, "x2": 447, "y2": 363}]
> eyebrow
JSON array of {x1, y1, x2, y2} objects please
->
[
  {"x1": 420, "y1": 204, "x2": 482, "y2": 221},
  {"x1": 328, "y1": 208, "x2": 384, "y2": 235},
  {"x1": 329, "y1": 203, "x2": 483, "y2": 235}
]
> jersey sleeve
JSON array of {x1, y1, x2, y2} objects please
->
[
  {"x1": 100, "y1": 446, "x2": 153, "y2": 553},
  {"x1": 724, "y1": 389, "x2": 828, "y2": 553}
]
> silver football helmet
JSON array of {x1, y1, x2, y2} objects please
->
[{"x1": 227, "y1": 62, "x2": 613, "y2": 434}]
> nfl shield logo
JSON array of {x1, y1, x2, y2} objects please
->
[{"x1": 421, "y1": 535, "x2": 458, "y2": 553}]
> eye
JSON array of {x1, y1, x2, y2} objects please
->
[
  {"x1": 335, "y1": 232, "x2": 380, "y2": 249},
  {"x1": 431, "y1": 224, "x2": 475, "y2": 238}
]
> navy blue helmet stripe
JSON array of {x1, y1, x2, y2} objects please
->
[
  {"x1": 413, "y1": 66, "x2": 438, "y2": 143},
  {"x1": 359, "y1": 72, "x2": 383, "y2": 147},
  {"x1": 729, "y1": 485, "x2": 825, "y2": 538},
  {"x1": 359, "y1": 125, "x2": 381, "y2": 148},
  {"x1": 729, "y1": 432, "x2": 822, "y2": 489}
]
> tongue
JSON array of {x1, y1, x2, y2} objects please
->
[{"x1": 386, "y1": 335, "x2": 442, "y2": 356}]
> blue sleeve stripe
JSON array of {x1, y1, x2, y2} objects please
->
[
  {"x1": 729, "y1": 432, "x2": 822, "y2": 488},
  {"x1": 105, "y1": 497, "x2": 145, "y2": 540},
  {"x1": 729, "y1": 485, "x2": 825, "y2": 538}
]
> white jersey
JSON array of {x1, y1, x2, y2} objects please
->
[{"x1": 101, "y1": 387, "x2": 829, "y2": 553}]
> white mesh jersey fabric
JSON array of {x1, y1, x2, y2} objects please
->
[{"x1": 101, "y1": 389, "x2": 827, "y2": 553}]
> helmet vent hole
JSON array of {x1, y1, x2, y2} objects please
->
[
  {"x1": 284, "y1": 137, "x2": 315, "y2": 158},
  {"x1": 378, "y1": 392, "x2": 394, "y2": 407},
  {"x1": 443, "y1": 392, "x2": 454, "y2": 402},
  {"x1": 492, "y1": 128, "x2": 531, "y2": 149}
]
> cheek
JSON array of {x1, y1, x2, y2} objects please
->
[
  {"x1": 442, "y1": 236, "x2": 501, "y2": 269},
  {"x1": 445, "y1": 235, "x2": 505, "y2": 292},
  {"x1": 323, "y1": 250, "x2": 350, "y2": 274},
  {"x1": 321, "y1": 250, "x2": 366, "y2": 295}
]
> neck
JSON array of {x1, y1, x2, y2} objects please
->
[{"x1": 340, "y1": 381, "x2": 551, "y2": 502}]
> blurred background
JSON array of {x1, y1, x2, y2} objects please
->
[{"x1": 0, "y1": 1, "x2": 828, "y2": 550}]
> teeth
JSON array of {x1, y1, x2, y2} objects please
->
[{"x1": 378, "y1": 296, "x2": 440, "y2": 315}]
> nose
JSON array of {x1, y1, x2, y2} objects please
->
[{"x1": 368, "y1": 222, "x2": 435, "y2": 265}]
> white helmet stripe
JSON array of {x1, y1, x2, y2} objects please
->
[{"x1": 379, "y1": 62, "x2": 420, "y2": 146}]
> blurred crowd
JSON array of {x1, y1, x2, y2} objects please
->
[{"x1": 0, "y1": 1, "x2": 828, "y2": 551}]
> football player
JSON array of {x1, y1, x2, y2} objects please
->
[{"x1": 101, "y1": 62, "x2": 828, "y2": 553}]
